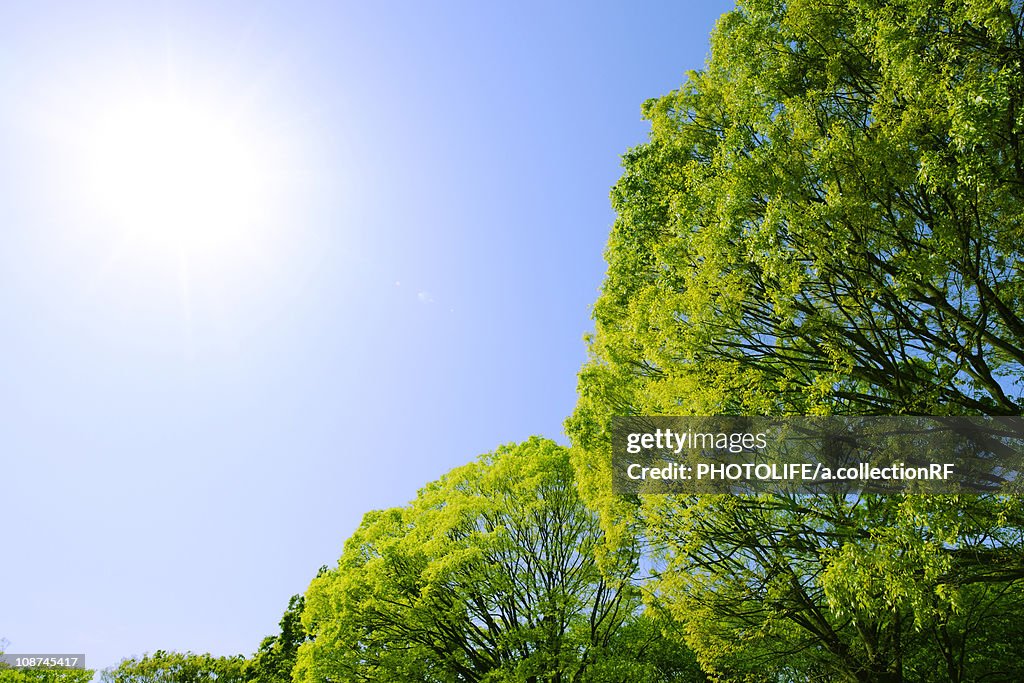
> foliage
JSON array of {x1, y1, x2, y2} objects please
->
[
  {"x1": 249, "y1": 594, "x2": 310, "y2": 683},
  {"x1": 567, "y1": 0, "x2": 1024, "y2": 680},
  {"x1": 0, "y1": 671, "x2": 95, "y2": 683},
  {"x1": 580, "y1": 0, "x2": 1024, "y2": 422},
  {"x1": 101, "y1": 651, "x2": 248, "y2": 683},
  {"x1": 296, "y1": 437, "x2": 702, "y2": 683}
]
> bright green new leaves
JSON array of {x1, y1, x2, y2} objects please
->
[
  {"x1": 296, "y1": 437, "x2": 698, "y2": 683},
  {"x1": 576, "y1": 0, "x2": 1024, "y2": 423},
  {"x1": 568, "y1": 1, "x2": 1024, "y2": 680},
  {"x1": 101, "y1": 651, "x2": 249, "y2": 683}
]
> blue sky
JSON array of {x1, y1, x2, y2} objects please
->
[{"x1": 0, "y1": 0, "x2": 732, "y2": 673}]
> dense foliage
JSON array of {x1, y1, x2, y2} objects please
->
[
  {"x1": 579, "y1": 0, "x2": 1024, "y2": 421},
  {"x1": 567, "y1": 0, "x2": 1024, "y2": 681}
]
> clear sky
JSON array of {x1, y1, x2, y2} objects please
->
[{"x1": 0, "y1": 0, "x2": 733, "y2": 673}]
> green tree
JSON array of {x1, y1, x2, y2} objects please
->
[
  {"x1": 578, "y1": 0, "x2": 1024, "y2": 422},
  {"x1": 101, "y1": 651, "x2": 248, "y2": 683},
  {"x1": 296, "y1": 437, "x2": 702, "y2": 683},
  {"x1": 249, "y1": 594, "x2": 309, "y2": 683},
  {"x1": 567, "y1": 0, "x2": 1024, "y2": 680}
]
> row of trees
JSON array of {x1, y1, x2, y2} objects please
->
[{"x1": 100, "y1": 595, "x2": 309, "y2": 683}]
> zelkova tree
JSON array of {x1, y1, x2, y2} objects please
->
[
  {"x1": 295, "y1": 437, "x2": 703, "y2": 683},
  {"x1": 567, "y1": 1, "x2": 1024, "y2": 681}
]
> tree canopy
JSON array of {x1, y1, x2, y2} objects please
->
[
  {"x1": 567, "y1": 0, "x2": 1024, "y2": 681},
  {"x1": 575, "y1": 0, "x2": 1024, "y2": 426},
  {"x1": 621, "y1": 0, "x2": 1021, "y2": 418},
  {"x1": 296, "y1": 437, "x2": 701, "y2": 683}
]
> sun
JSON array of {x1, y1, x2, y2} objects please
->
[{"x1": 85, "y1": 92, "x2": 275, "y2": 254}]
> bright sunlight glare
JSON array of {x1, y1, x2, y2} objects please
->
[{"x1": 86, "y1": 94, "x2": 274, "y2": 254}]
